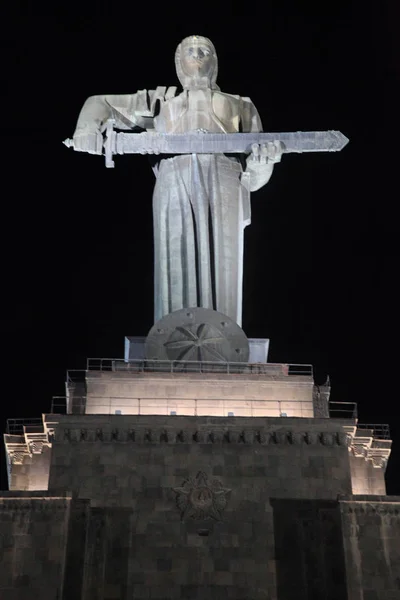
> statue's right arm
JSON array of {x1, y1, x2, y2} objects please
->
[
  {"x1": 72, "y1": 95, "x2": 111, "y2": 154},
  {"x1": 73, "y1": 94, "x2": 139, "y2": 155},
  {"x1": 72, "y1": 88, "x2": 172, "y2": 154}
]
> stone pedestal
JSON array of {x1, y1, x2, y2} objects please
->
[{"x1": 1, "y1": 414, "x2": 398, "y2": 600}]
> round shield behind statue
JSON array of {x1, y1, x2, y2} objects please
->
[{"x1": 145, "y1": 307, "x2": 249, "y2": 363}]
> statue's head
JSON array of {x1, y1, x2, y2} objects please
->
[{"x1": 175, "y1": 35, "x2": 219, "y2": 90}]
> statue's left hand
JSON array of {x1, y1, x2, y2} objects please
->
[
  {"x1": 249, "y1": 141, "x2": 284, "y2": 164},
  {"x1": 138, "y1": 148, "x2": 160, "y2": 155},
  {"x1": 245, "y1": 141, "x2": 284, "y2": 191}
]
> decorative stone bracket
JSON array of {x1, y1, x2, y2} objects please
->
[
  {"x1": 347, "y1": 428, "x2": 391, "y2": 470},
  {"x1": 53, "y1": 423, "x2": 391, "y2": 470},
  {"x1": 4, "y1": 419, "x2": 53, "y2": 468}
]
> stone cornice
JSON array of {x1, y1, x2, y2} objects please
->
[
  {"x1": 340, "y1": 502, "x2": 400, "y2": 516},
  {"x1": 56, "y1": 426, "x2": 353, "y2": 447},
  {"x1": 4, "y1": 415, "x2": 391, "y2": 471},
  {"x1": 0, "y1": 498, "x2": 72, "y2": 511}
]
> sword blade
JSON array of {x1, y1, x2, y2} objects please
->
[{"x1": 114, "y1": 130, "x2": 349, "y2": 155}]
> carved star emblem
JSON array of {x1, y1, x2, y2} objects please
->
[
  {"x1": 173, "y1": 471, "x2": 231, "y2": 521},
  {"x1": 164, "y1": 323, "x2": 226, "y2": 361}
]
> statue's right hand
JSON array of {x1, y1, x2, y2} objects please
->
[{"x1": 72, "y1": 131, "x2": 103, "y2": 155}]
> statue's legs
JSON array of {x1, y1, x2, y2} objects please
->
[
  {"x1": 152, "y1": 154, "x2": 247, "y2": 326},
  {"x1": 153, "y1": 156, "x2": 197, "y2": 322},
  {"x1": 207, "y1": 155, "x2": 247, "y2": 326}
]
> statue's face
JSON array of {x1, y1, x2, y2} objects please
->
[
  {"x1": 175, "y1": 35, "x2": 218, "y2": 90},
  {"x1": 180, "y1": 40, "x2": 215, "y2": 79}
]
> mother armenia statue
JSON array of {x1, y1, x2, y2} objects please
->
[{"x1": 72, "y1": 35, "x2": 283, "y2": 326}]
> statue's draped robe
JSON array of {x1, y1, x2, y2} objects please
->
[{"x1": 76, "y1": 86, "x2": 264, "y2": 326}]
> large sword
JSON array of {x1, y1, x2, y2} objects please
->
[{"x1": 64, "y1": 119, "x2": 349, "y2": 168}]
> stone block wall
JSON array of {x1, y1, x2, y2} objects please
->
[
  {"x1": 271, "y1": 499, "x2": 348, "y2": 599},
  {"x1": 340, "y1": 496, "x2": 400, "y2": 600},
  {"x1": 48, "y1": 416, "x2": 353, "y2": 505},
  {"x1": 0, "y1": 492, "x2": 88, "y2": 600},
  {"x1": 46, "y1": 415, "x2": 353, "y2": 599}
]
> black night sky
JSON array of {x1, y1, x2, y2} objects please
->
[{"x1": 1, "y1": 1, "x2": 398, "y2": 492}]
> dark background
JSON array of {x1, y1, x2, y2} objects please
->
[{"x1": 1, "y1": 0, "x2": 398, "y2": 491}]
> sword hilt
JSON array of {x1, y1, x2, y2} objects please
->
[{"x1": 104, "y1": 119, "x2": 116, "y2": 168}]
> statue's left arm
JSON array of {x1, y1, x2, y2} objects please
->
[{"x1": 240, "y1": 97, "x2": 283, "y2": 192}]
